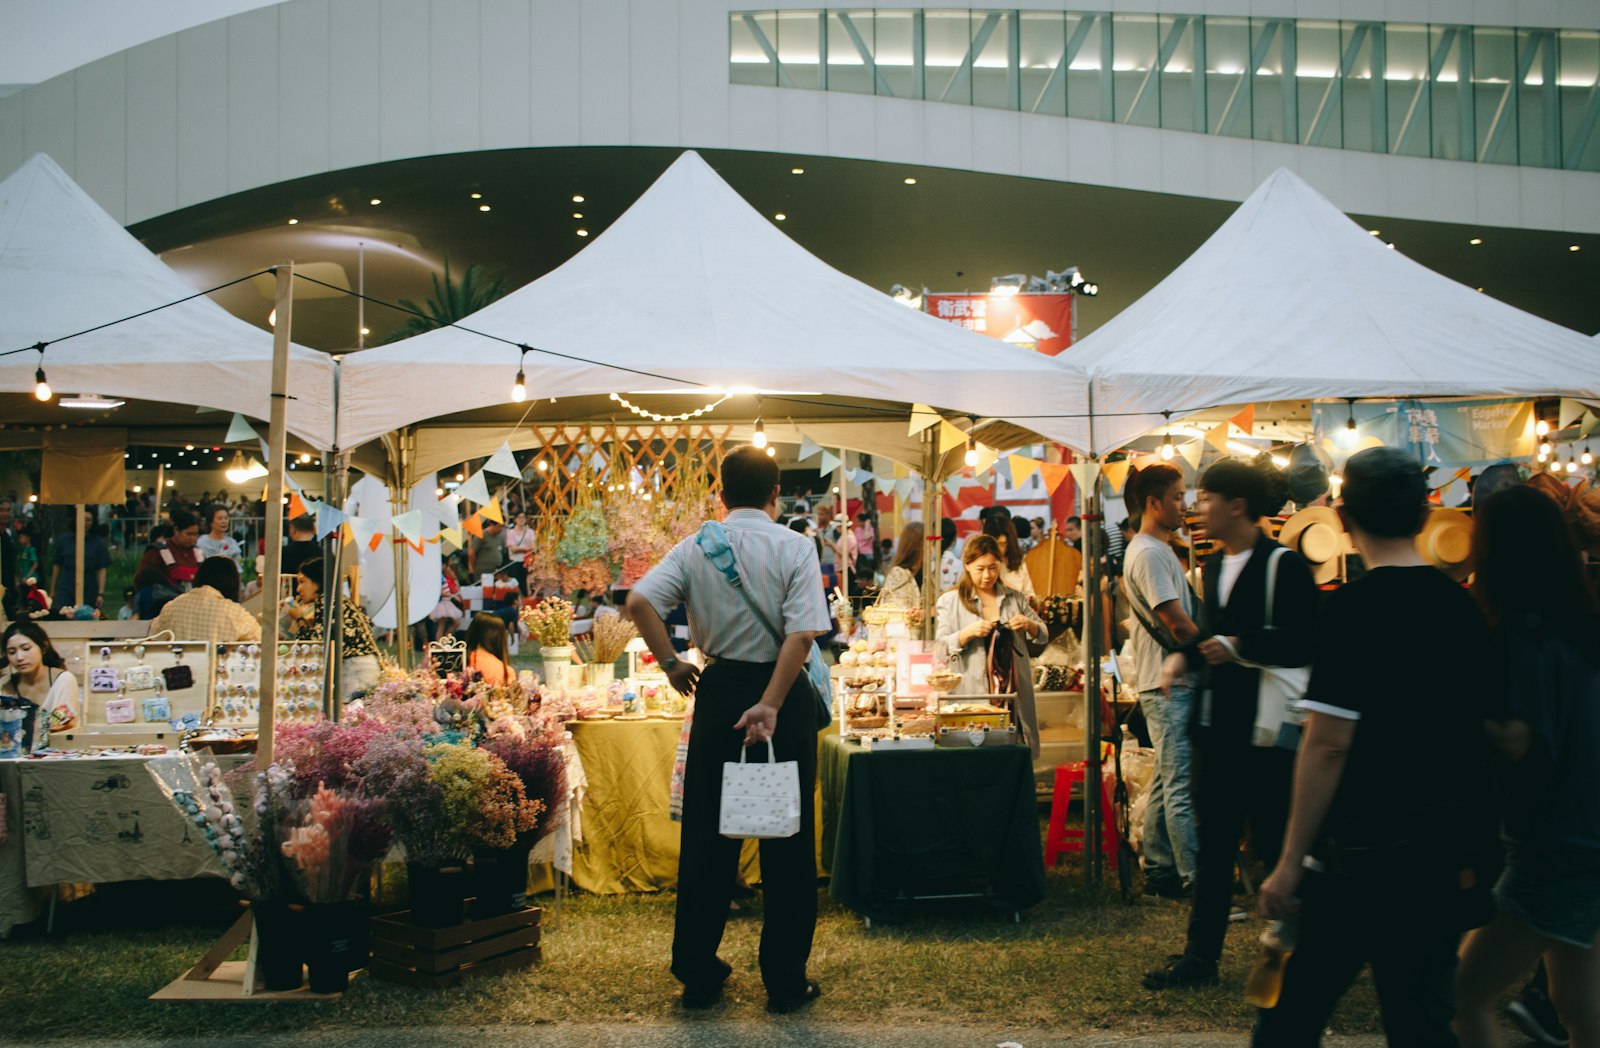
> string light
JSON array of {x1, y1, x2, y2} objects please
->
[
  {"x1": 32, "y1": 344, "x2": 50, "y2": 402},
  {"x1": 511, "y1": 344, "x2": 530, "y2": 402},
  {"x1": 1540, "y1": 441, "x2": 1553, "y2": 457},
  {"x1": 608, "y1": 391, "x2": 731, "y2": 423},
  {"x1": 536, "y1": 459, "x2": 549, "y2": 472},
  {"x1": 1338, "y1": 398, "x2": 1358, "y2": 448},
  {"x1": 1160, "y1": 411, "x2": 1175, "y2": 460},
  {"x1": 765, "y1": 446, "x2": 776, "y2": 457},
  {"x1": 1583, "y1": 447, "x2": 1594, "y2": 466},
  {"x1": 964, "y1": 432, "x2": 979, "y2": 469},
  {"x1": 1536, "y1": 419, "x2": 1551, "y2": 437},
  {"x1": 1566, "y1": 457, "x2": 1578, "y2": 474},
  {"x1": 752, "y1": 416, "x2": 767, "y2": 449}
]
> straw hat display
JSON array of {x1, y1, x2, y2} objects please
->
[
  {"x1": 1416, "y1": 507, "x2": 1474, "y2": 582},
  {"x1": 1278, "y1": 506, "x2": 1344, "y2": 585}
]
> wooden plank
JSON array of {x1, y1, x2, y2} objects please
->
[
  {"x1": 185, "y1": 912, "x2": 253, "y2": 982},
  {"x1": 151, "y1": 961, "x2": 351, "y2": 1002},
  {"x1": 369, "y1": 945, "x2": 539, "y2": 989},
  {"x1": 369, "y1": 907, "x2": 539, "y2": 951},
  {"x1": 372, "y1": 928, "x2": 539, "y2": 973}
]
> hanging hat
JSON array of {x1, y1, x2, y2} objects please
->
[
  {"x1": 1278, "y1": 506, "x2": 1344, "y2": 585},
  {"x1": 1567, "y1": 480, "x2": 1600, "y2": 557},
  {"x1": 1416, "y1": 506, "x2": 1474, "y2": 582},
  {"x1": 1527, "y1": 470, "x2": 1572, "y2": 508},
  {"x1": 1473, "y1": 462, "x2": 1522, "y2": 510},
  {"x1": 1286, "y1": 444, "x2": 1332, "y2": 505}
]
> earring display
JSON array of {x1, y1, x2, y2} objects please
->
[
  {"x1": 212, "y1": 641, "x2": 325, "y2": 726},
  {"x1": 74, "y1": 640, "x2": 212, "y2": 738}
]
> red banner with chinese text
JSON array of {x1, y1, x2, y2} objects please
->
[{"x1": 924, "y1": 293, "x2": 1074, "y2": 356}]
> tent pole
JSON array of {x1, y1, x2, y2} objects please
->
[
  {"x1": 153, "y1": 463, "x2": 164, "y2": 526},
  {"x1": 1082, "y1": 386, "x2": 1104, "y2": 888},
  {"x1": 920, "y1": 426, "x2": 939, "y2": 642},
  {"x1": 74, "y1": 504, "x2": 85, "y2": 609},
  {"x1": 837, "y1": 448, "x2": 849, "y2": 602},
  {"x1": 392, "y1": 428, "x2": 412, "y2": 673},
  {"x1": 257, "y1": 262, "x2": 294, "y2": 769},
  {"x1": 322, "y1": 356, "x2": 344, "y2": 719}
]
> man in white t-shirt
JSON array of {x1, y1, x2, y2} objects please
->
[{"x1": 1121, "y1": 464, "x2": 1201, "y2": 900}]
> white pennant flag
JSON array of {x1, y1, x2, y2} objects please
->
[
  {"x1": 817, "y1": 449, "x2": 841, "y2": 475},
  {"x1": 798, "y1": 435, "x2": 823, "y2": 461},
  {"x1": 482, "y1": 442, "x2": 521, "y2": 478},
  {"x1": 225, "y1": 413, "x2": 260, "y2": 445},
  {"x1": 456, "y1": 470, "x2": 492, "y2": 506}
]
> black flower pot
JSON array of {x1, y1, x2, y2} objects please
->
[
  {"x1": 407, "y1": 862, "x2": 468, "y2": 928},
  {"x1": 251, "y1": 900, "x2": 305, "y2": 992},
  {"x1": 304, "y1": 898, "x2": 367, "y2": 993},
  {"x1": 471, "y1": 838, "x2": 536, "y2": 918}
]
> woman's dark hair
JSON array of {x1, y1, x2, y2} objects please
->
[
  {"x1": 1200, "y1": 458, "x2": 1288, "y2": 522},
  {"x1": 133, "y1": 565, "x2": 169, "y2": 590},
  {"x1": 205, "y1": 503, "x2": 229, "y2": 530},
  {"x1": 891, "y1": 522, "x2": 923, "y2": 577},
  {"x1": 1340, "y1": 447, "x2": 1428, "y2": 539},
  {"x1": 1473, "y1": 486, "x2": 1598, "y2": 641},
  {"x1": 2, "y1": 620, "x2": 65, "y2": 671},
  {"x1": 720, "y1": 445, "x2": 781, "y2": 510},
  {"x1": 465, "y1": 613, "x2": 512, "y2": 670},
  {"x1": 297, "y1": 558, "x2": 325, "y2": 596},
  {"x1": 150, "y1": 523, "x2": 174, "y2": 543},
  {"x1": 980, "y1": 512, "x2": 1025, "y2": 571},
  {"x1": 194, "y1": 557, "x2": 241, "y2": 602},
  {"x1": 956, "y1": 533, "x2": 1005, "y2": 614},
  {"x1": 940, "y1": 517, "x2": 957, "y2": 554},
  {"x1": 170, "y1": 508, "x2": 199, "y2": 532}
]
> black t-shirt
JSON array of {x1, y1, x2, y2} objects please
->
[
  {"x1": 281, "y1": 539, "x2": 321, "y2": 577},
  {"x1": 1301, "y1": 566, "x2": 1491, "y2": 846}
]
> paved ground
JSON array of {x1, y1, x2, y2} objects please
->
[{"x1": 13, "y1": 1025, "x2": 1390, "y2": 1048}]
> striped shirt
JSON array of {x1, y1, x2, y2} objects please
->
[
  {"x1": 633, "y1": 509, "x2": 831, "y2": 663},
  {"x1": 149, "y1": 585, "x2": 262, "y2": 645}
]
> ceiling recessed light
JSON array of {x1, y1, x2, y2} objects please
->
[
  {"x1": 1387, "y1": 243, "x2": 1397, "y2": 250},
  {"x1": 774, "y1": 213, "x2": 786, "y2": 221},
  {"x1": 478, "y1": 204, "x2": 491, "y2": 212},
  {"x1": 360, "y1": 326, "x2": 370, "y2": 336},
  {"x1": 903, "y1": 177, "x2": 917, "y2": 185},
  {"x1": 572, "y1": 194, "x2": 585, "y2": 203},
  {"x1": 572, "y1": 212, "x2": 583, "y2": 219},
  {"x1": 576, "y1": 228, "x2": 589, "y2": 237},
  {"x1": 1369, "y1": 229, "x2": 1381, "y2": 236},
  {"x1": 470, "y1": 192, "x2": 482, "y2": 199},
  {"x1": 1469, "y1": 237, "x2": 1482, "y2": 245},
  {"x1": 1477, "y1": 287, "x2": 1485, "y2": 292},
  {"x1": 287, "y1": 218, "x2": 298, "y2": 225},
  {"x1": 1571, "y1": 245, "x2": 1582, "y2": 252},
  {"x1": 791, "y1": 167, "x2": 804, "y2": 175},
  {"x1": 369, "y1": 198, "x2": 381, "y2": 205}
]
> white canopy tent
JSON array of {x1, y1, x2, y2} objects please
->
[
  {"x1": 337, "y1": 151, "x2": 1089, "y2": 453},
  {"x1": 1066, "y1": 167, "x2": 1600, "y2": 457},
  {"x1": 0, "y1": 154, "x2": 336, "y2": 450}
]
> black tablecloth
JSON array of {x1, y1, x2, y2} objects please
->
[{"x1": 819, "y1": 735, "x2": 1045, "y2": 917}]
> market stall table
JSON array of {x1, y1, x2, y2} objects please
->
[
  {"x1": 820, "y1": 735, "x2": 1045, "y2": 922},
  {"x1": 568, "y1": 718, "x2": 686, "y2": 894},
  {"x1": 0, "y1": 752, "x2": 253, "y2": 936}
]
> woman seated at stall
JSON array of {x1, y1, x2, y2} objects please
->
[
  {"x1": 464, "y1": 614, "x2": 514, "y2": 686},
  {"x1": 875, "y1": 522, "x2": 924, "y2": 610},
  {"x1": 283, "y1": 557, "x2": 381, "y2": 698},
  {"x1": 934, "y1": 534, "x2": 1048, "y2": 757},
  {"x1": 149, "y1": 557, "x2": 262, "y2": 645},
  {"x1": 1, "y1": 621, "x2": 79, "y2": 755}
]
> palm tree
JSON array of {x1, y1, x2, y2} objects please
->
[{"x1": 382, "y1": 258, "x2": 508, "y2": 343}]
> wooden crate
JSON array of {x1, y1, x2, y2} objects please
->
[{"x1": 368, "y1": 907, "x2": 540, "y2": 989}]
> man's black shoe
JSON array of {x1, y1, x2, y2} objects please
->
[
  {"x1": 1508, "y1": 985, "x2": 1570, "y2": 1047},
  {"x1": 1142, "y1": 953, "x2": 1220, "y2": 990},
  {"x1": 1142, "y1": 876, "x2": 1191, "y2": 901},
  {"x1": 767, "y1": 979, "x2": 822, "y2": 1015},
  {"x1": 680, "y1": 982, "x2": 726, "y2": 1010}
]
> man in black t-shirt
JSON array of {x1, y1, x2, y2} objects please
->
[
  {"x1": 281, "y1": 514, "x2": 322, "y2": 578},
  {"x1": 1254, "y1": 448, "x2": 1494, "y2": 1046}
]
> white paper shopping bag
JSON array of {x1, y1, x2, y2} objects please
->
[{"x1": 718, "y1": 742, "x2": 801, "y2": 840}]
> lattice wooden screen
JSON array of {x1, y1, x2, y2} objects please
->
[{"x1": 512, "y1": 422, "x2": 735, "y2": 518}]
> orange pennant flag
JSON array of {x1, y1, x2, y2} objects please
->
[
  {"x1": 1453, "y1": 466, "x2": 1471, "y2": 483},
  {"x1": 463, "y1": 512, "x2": 485, "y2": 539},
  {"x1": 1037, "y1": 462, "x2": 1072, "y2": 493},
  {"x1": 287, "y1": 492, "x2": 307, "y2": 519},
  {"x1": 1204, "y1": 423, "x2": 1231, "y2": 454},
  {"x1": 367, "y1": 531, "x2": 384, "y2": 553},
  {"x1": 1102, "y1": 459, "x2": 1132, "y2": 494},
  {"x1": 342, "y1": 522, "x2": 355, "y2": 545},
  {"x1": 406, "y1": 538, "x2": 425, "y2": 555},
  {"x1": 1230, "y1": 404, "x2": 1255, "y2": 435},
  {"x1": 480, "y1": 498, "x2": 505, "y2": 525}
]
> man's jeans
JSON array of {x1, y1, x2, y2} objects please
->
[{"x1": 1139, "y1": 686, "x2": 1198, "y2": 886}]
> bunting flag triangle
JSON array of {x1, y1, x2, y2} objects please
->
[
  {"x1": 908, "y1": 404, "x2": 940, "y2": 436},
  {"x1": 391, "y1": 510, "x2": 424, "y2": 543},
  {"x1": 1178, "y1": 440, "x2": 1204, "y2": 470},
  {"x1": 1102, "y1": 459, "x2": 1132, "y2": 494},
  {"x1": 349, "y1": 515, "x2": 387, "y2": 553},
  {"x1": 1067, "y1": 462, "x2": 1101, "y2": 490},
  {"x1": 225, "y1": 413, "x2": 260, "y2": 444},
  {"x1": 482, "y1": 442, "x2": 521, "y2": 478},
  {"x1": 405, "y1": 538, "x2": 426, "y2": 555},
  {"x1": 938, "y1": 420, "x2": 970, "y2": 455},
  {"x1": 855, "y1": 470, "x2": 878, "y2": 487},
  {"x1": 456, "y1": 469, "x2": 492, "y2": 506},
  {"x1": 1581, "y1": 410, "x2": 1600, "y2": 439},
  {"x1": 314, "y1": 501, "x2": 346, "y2": 540},
  {"x1": 1559, "y1": 398, "x2": 1585, "y2": 430},
  {"x1": 429, "y1": 494, "x2": 462, "y2": 528},
  {"x1": 972, "y1": 446, "x2": 1000, "y2": 476},
  {"x1": 896, "y1": 477, "x2": 918, "y2": 498},
  {"x1": 286, "y1": 492, "x2": 308, "y2": 519},
  {"x1": 283, "y1": 471, "x2": 303, "y2": 494},
  {"x1": 1037, "y1": 462, "x2": 1072, "y2": 494},
  {"x1": 1230, "y1": 404, "x2": 1256, "y2": 435},
  {"x1": 1008, "y1": 455, "x2": 1041, "y2": 487},
  {"x1": 1204, "y1": 423, "x2": 1231, "y2": 454},
  {"x1": 462, "y1": 512, "x2": 485, "y2": 539},
  {"x1": 1453, "y1": 465, "x2": 1472, "y2": 483},
  {"x1": 797, "y1": 435, "x2": 823, "y2": 462},
  {"x1": 817, "y1": 449, "x2": 841, "y2": 475},
  {"x1": 439, "y1": 526, "x2": 464, "y2": 550},
  {"x1": 480, "y1": 498, "x2": 505, "y2": 525}
]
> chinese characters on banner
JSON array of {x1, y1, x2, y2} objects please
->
[
  {"x1": 924, "y1": 293, "x2": 1075, "y2": 356},
  {"x1": 1311, "y1": 398, "x2": 1535, "y2": 470}
]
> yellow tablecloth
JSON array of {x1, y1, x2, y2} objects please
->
[{"x1": 568, "y1": 718, "x2": 688, "y2": 894}]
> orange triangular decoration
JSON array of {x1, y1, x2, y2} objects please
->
[
  {"x1": 406, "y1": 538, "x2": 425, "y2": 555},
  {"x1": 480, "y1": 498, "x2": 504, "y2": 525},
  {"x1": 287, "y1": 492, "x2": 307, "y2": 519},
  {"x1": 1204, "y1": 423, "x2": 1230, "y2": 454},
  {"x1": 1230, "y1": 405, "x2": 1255, "y2": 435},
  {"x1": 367, "y1": 531, "x2": 384, "y2": 553},
  {"x1": 1037, "y1": 462, "x2": 1072, "y2": 493},
  {"x1": 1102, "y1": 459, "x2": 1132, "y2": 494},
  {"x1": 1453, "y1": 466, "x2": 1472, "y2": 483},
  {"x1": 462, "y1": 512, "x2": 485, "y2": 539}
]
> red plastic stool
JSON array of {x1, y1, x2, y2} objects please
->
[{"x1": 1044, "y1": 760, "x2": 1122, "y2": 870}]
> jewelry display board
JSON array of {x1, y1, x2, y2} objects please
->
[
  {"x1": 75, "y1": 640, "x2": 213, "y2": 738},
  {"x1": 215, "y1": 640, "x2": 326, "y2": 726}
]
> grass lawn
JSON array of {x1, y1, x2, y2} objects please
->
[{"x1": 3, "y1": 861, "x2": 1382, "y2": 1040}]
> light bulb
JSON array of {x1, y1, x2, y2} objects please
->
[
  {"x1": 1160, "y1": 435, "x2": 1175, "y2": 461},
  {"x1": 536, "y1": 459, "x2": 548, "y2": 472},
  {"x1": 1540, "y1": 441, "x2": 1552, "y2": 456},
  {"x1": 1566, "y1": 459, "x2": 1578, "y2": 474},
  {"x1": 765, "y1": 446, "x2": 776, "y2": 458},
  {"x1": 512, "y1": 369, "x2": 526, "y2": 402},
  {"x1": 33, "y1": 367, "x2": 51, "y2": 402},
  {"x1": 1536, "y1": 419, "x2": 1551, "y2": 437},
  {"x1": 964, "y1": 436, "x2": 979, "y2": 469},
  {"x1": 752, "y1": 419, "x2": 767, "y2": 449},
  {"x1": 1584, "y1": 448, "x2": 1594, "y2": 466},
  {"x1": 1538, "y1": 450, "x2": 1549, "y2": 463}
]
